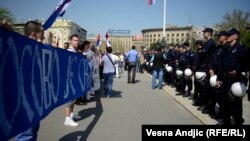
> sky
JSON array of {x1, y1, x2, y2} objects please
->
[{"x1": 1, "y1": 0, "x2": 250, "y2": 36}]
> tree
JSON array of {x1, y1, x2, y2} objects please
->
[
  {"x1": 0, "y1": 7, "x2": 15, "y2": 23},
  {"x1": 215, "y1": 9, "x2": 250, "y2": 47}
]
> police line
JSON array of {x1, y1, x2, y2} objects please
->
[{"x1": 0, "y1": 27, "x2": 92, "y2": 140}]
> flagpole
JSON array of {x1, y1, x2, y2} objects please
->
[{"x1": 163, "y1": 0, "x2": 166, "y2": 39}]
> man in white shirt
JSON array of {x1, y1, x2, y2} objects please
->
[
  {"x1": 101, "y1": 47, "x2": 118, "y2": 97},
  {"x1": 64, "y1": 34, "x2": 80, "y2": 127}
]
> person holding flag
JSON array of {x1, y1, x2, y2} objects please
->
[
  {"x1": 105, "y1": 32, "x2": 111, "y2": 47},
  {"x1": 101, "y1": 42, "x2": 118, "y2": 97},
  {"x1": 96, "y1": 34, "x2": 101, "y2": 49},
  {"x1": 16, "y1": 21, "x2": 45, "y2": 141}
]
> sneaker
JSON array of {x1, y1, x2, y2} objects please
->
[{"x1": 64, "y1": 119, "x2": 79, "y2": 127}]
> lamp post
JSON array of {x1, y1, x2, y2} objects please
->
[{"x1": 163, "y1": 0, "x2": 166, "y2": 39}]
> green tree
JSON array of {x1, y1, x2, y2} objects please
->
[
  {"x1": 149, "y1": 42, "x2": 159, "y2": 50},
  {"x1": 215, "y1": 9, "x2": 250, "y2": 47},
  {"x1": 0, "y1": 7, "x2": 15, "y2": 23}
]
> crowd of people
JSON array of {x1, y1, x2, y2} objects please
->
[
  {"x1": 141, "y1": 27, "x2": 250, "y2": 125},
  {"x1": 2, "y1": 19, "x2": 250, "y2": 140}
]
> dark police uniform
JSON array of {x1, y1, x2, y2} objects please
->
[
  {"x1": 195, "y1": 36, "x2": 216, "y2": 114},
  {"x1": 221, "y1": 41, "x2": 247, "y2": 125},
  {"x1": 165, "y1": 48, "x2": 177, "y2": 86},
  {"x1": 182, "y1": 48, "x2": 195, "y2": 97},
  {"x1": 209, "y1": 41, "x2": 229, "y2": 118}
]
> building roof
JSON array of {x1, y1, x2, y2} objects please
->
[{"x1": 141, "y1": 26, "x2": 192, "y2": 33}]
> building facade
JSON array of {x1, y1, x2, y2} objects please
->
[
  {"x1": 13, "y1": 19, "x2": 87, "y2": 48},
  {"x1": 109, "y1": 35, "x2": 133, "y2": 53},
  {"x1": 142, "y1": 24, "x2": 193, "y2": 49},
  {"x1": 132, "y1": 34, "x2": 144, "y2": 51},
  {"x1": 48, "y1": 19, "x2": 87, "y2": 48}
]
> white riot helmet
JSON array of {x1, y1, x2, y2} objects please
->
[
  {"x1": 241, "y1": 72, "x2": 247, "y2": 77},
  {"x1": 176, "y1": 70, "x2": 183, "y2": 78},
  {"x1": 165, "y1": 64, "x2": 168, "y2": 69},
  {"x1": 150, "y1": 62, "x2": 153, "y2": 67},
  {"x1": 184, "y1": 69, "x2": 192, "y2": 77},
  {"x1": 195, "y1": 72, "x2": 206, "y2": 84},
  {"x1": 231, "y1": 82, "x2": 247, "y2": 98},
  {"x1": 209, "y1": 75, "x2": 217, "y2": 88},
  {"x1": 166, "y1": 66, "x2": 173, "y2": 73}
]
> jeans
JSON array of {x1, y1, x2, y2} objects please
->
[
  {"x1": 152, "y1": 68, "x2": 163, "y2": 89},
  {"x1": 16, "y1": 123, "x2": 40, "y2": 141},
  {"x1": 104, "y1": 72, "x2": 114, "y2": 96},
  {"x1": 128, "y1": 62, "x2": 136, "y2": 83}
]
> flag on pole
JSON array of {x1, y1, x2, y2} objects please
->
[
  {"x1": 148, "y1": 0, "x2": 156, "y2": 5},
  {"x1": 105, "y1": 32, "x2": 111, "y2": 47},
  {"x1": 96, "y1": 34, "x2": 101, "y2": 48},
  {"x1": 43, "y1": 0, "x2": 72, "y2": 30}
]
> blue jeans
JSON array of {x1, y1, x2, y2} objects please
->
[
  {"x1": 104, "y1": 72, "x2": 114, "y2": 96},
  {"x1": 16, "y1": 123, "x2": 40, "y2": 141},
  {"x1": 152, "y1": 69, "x2": 163, "y2": 89}
]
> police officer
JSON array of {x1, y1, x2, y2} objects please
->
[
  {"x1": 165, "y1": 44, "x2": 176, "y2": 87},
  {"x1": 176, "y1": 45, "x2": 185, "y2": 95},
  {"x1": 173, "y1": 45, "x2": 184, "y2": 95},
  {"x1": 195, "y1": 28, "x2": 217, "y2": 114},
  {"x1": 182, "y1": 42, "x2": 195, "y2": 97},
  {"x1": 219, "y1": 28, "x2": 247, "y2": 125},
  {"x1": 192, "y1": 40, "x2": 203, "y2": 106},
  {"x1": 209, "y1": 31, "x2": 230, "y2": 119}
]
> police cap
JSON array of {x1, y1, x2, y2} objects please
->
[
  {"x1": 227, "y1": 28, "x2": 240, "y2": 36},
  {"x1": 195, "y1": 40, "x2": 203, "y2": 46},
  {"x1": 215, "y1": 31, "x2": 229, "y2": 38},
  {"x1": 202, "y1": 28, "x2": 213, "y2": 33},
  {"x1": 183, "y1": 42, "x2": 190, "y2": 47}
]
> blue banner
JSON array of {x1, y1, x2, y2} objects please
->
[{"x1": 0, "y1": 27, "x2": 91, "y2": 140}]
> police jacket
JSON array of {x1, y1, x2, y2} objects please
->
[
  {"x1": 179, "y1": 52, "x2": 189, "y2": 70},
  {"x1": 196, "y1": 38, "x2": 216, "y2": 71},
  {"x1": 221, "y1": 42, "x2": 246, "y2": 78},
  {"x1": 192, "y1": 49, "x2": 206, "y2": 72},
  {"x1": 210, "y1": 43, "x2": 229, "y2": 78},
  {"x1": 166, "y1": 49, "x2": 176, "y2": 65},
  {"x1": 184, "y1": 49, "x2": 195, "y2": 69}
]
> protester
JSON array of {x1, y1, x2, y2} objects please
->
[
  {"x1": 150, "y1": 47, "x2": 166, "y2": 89},
  {"x1": 83, "y1": 41, "x2": 95, "y2": 100},
  {"x1": 15, "y1": 20, "x2": 45, "y2": 141},
  {"x1": 64, "y1": 42, "x2": 69, "y2": 49},
  {"x1": 118, "y1": 52, "x2": 124, "y2": 74},
  {"x1": 63, "y1": 34, "x2": 80, "y2": 127},
  {"x1": 101, "y1": 46, "x2": 117, "y2": 97}
]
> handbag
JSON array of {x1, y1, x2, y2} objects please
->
[{"x1": 106, "y1": 54, "x2": 116, "y2": 74}]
